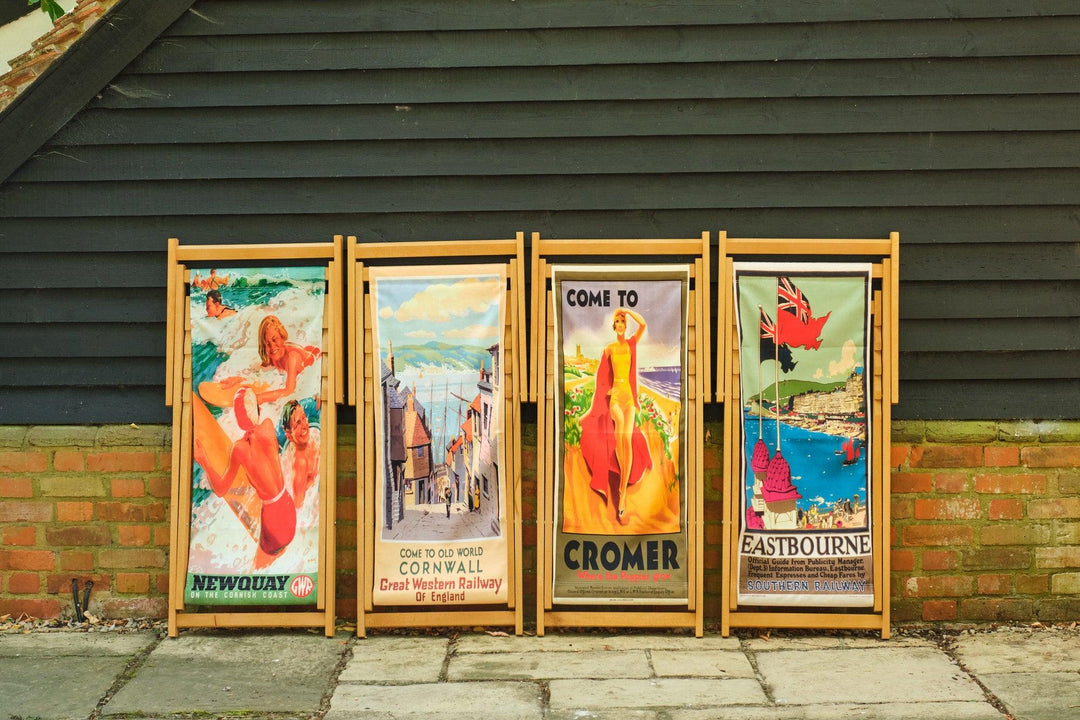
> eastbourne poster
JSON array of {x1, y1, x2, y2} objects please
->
[
  {"x1": 735, "y1": 263, "x2": 874, "y2": 607},
  {"x1": 369, "y1": 265, "x2": 508, "y2": 606},
  {"x1": 186, "y1": 267, "x2": 325, "y2": 605},
  {"x1": 552, "y1": 266, "x2": 689, "y2": 604}
]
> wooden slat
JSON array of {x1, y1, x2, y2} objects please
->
[
  {"x1": 92, "y1": 57, "x2": 1080, "y2": 110},
  {"x1": 175, "y1": 612, "x2": 331, "y2": 629},
  {"x1": 164, "y1": 0, "x2": 1080, "y2": 36},
  {"x1": 173, "y1": 241, "x2": 337, "y2": 261},
  {"x1": 889, "y1": 234, "x2": 900, "y2": 403},
  {"x1": 165, "y1": 240, "x2": 178, "y2": 406},
  {"x1": 346, "y1": 238, "x2": 359, "y2": 405},
  {"x1": 536, "y1": 238, "x2": 714, "y2": 256},
  {"x1": 353, "y1": 238, "x2": 520, "y2": 259},
  {"x1": 725, "y1": 611, "x2": 889, "y2": 631},
  {"x1": 544, "y1": 611, "x2": 699, "y2": 629},
  {"x1": 22, "y1": 131, "x2": 1080, "y2": 183},
  {"x1": 129, "y1": 17, "x2": 1080, "y2": 73},
  {"x1": 51, "y1": 96, "x2": 1080, "y2": 147},
  {"x1": 362, "y1": 610, "x2": 518, "y2": 629},
  {"x1": 3, "y1": 208, "x2": 1074, "y2": 256},
  {"x1": 20, "y1": 170, "x2": 1079, "y2": 220}
]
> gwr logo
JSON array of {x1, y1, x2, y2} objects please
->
[{"x1": 290, "y1": 575, "x2": 314, "y2": 598}]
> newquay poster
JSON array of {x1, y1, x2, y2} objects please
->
[
  {"x1": 187, "y1": 266, "x2": 325, "y2": 605},
  {"x1": 369, "y1": 265, "x2": 509, "y2": 606},
  {"x1": 552, "y1": 266, "x2": 689, "y2": 604},
  {"x1": 735, "y1": 262, "x2": 874, "y2": 607}
]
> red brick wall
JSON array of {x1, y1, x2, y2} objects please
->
[
  {"x1": 889, "y1": 421, "x2": 1080, "y2": 623},
  {"x1": 2, "y1": 421, "x2": 1078, "y2": 625},
  {"x1": 0, "y1": 426, "x2": 170, "y2": 619}
]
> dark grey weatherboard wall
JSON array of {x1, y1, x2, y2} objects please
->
[{"x1": 0, "y1": 1, "x2": 1078, "y2": 423}]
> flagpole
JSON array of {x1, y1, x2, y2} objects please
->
[{"x1": 757, "y1": 305, "x2": 764, "y2": 440}]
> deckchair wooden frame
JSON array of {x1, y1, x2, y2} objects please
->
[
  {"x1": 531, "y1": 233, "x2": 710, "y2": 637},
  {"x1": 165, "y1": 236, "x2": 343, "y2": 637},
  {"x1": 348, "y1": 234, "x2": 526, "y2": 637},
  {"x1": 717, "y1": 232, "x2": 898, "y2": 639}
]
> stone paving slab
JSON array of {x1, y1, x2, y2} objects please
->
[
  {"x1": 327, "y1": 681, "x2": 543, "y2": 719},
  {"x1": 102, "y1": 631, "x2": 348, "y2": 716},
  {"x1": 448, "y1": 649, "x2": 652, "y2": 680},
  {"x1": 741, "y1": 635, "x2": 934, "y2": 652},
  {"x1": 0, "y1": 632, "x2": 155, "y2": 720},
  {"x1": 952, "y1": 632, "x2": 1079, "y2": 674},
  {"x1": 650, "y1": 649, "x2": 757, "y2": 678},
  {"x1": 549, "y1": 677, "x2": 768, "y2": 709},
  {"x1": 754, "y1": 647, "x2": 985, "y2": 705},
  {"x1": 669, "y1": 701, "x2": 1004, "y2": 719},
  {"x1": 548, "y1": 710, "x2": 662, "y2": 720},
  {"x1": 454, "y1": 633, "x2": 739, "y2": 653},
  {"x1": 343, "y1": 636, "x2": 448, "y2": 684},
  {"x1": 973, "y1": 672, "x2": 1080, "y2": 720},
  {"x1": 0, "y1": 630, "x2": 154, "y2": 656}
]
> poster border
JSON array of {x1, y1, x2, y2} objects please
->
[
  {"x1": 549, "y1": 264, "x2": 691, "y2": 605},
  {"x1": 732, "y1": 262, "x2": 874, "y2": 608}
]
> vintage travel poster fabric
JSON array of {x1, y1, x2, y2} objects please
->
[
  {"x1": 186, "y1": 267, "x2": 325, "y2": 605},
  {"x1": 734, "y1": 262, "x2": 874, "y2": 607},
  {"x1": 552, "y1": 266, "x2": 689, "y2": 604},
  {"x1": 369, "y1": 265, "x2": 508, "y2": 606}
]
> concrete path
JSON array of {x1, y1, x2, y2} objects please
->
[{"x1": 0, "y1": 627, "x2": 1076, "y2": 720}]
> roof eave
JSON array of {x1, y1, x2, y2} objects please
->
[{"x1": 0, "y1": 0, "x2": 195, "y2": 184}]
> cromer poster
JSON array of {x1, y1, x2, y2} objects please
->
[{"x1": 551, "y1": 266, "x2": 689, "y2": 604}]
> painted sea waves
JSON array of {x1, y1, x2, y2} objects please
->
[
  {"x1": 734, "y1": 263, "x2": 875, "y2": 608},
  {"x1": 186, "y1": 267, "x2": 325, "y2": 605}
]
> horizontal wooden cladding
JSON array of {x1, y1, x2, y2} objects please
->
[
  {"x1": 134, "y1": 17, "x2": 1080, "y2": 73},
  {"x1": 93, "y1": 57, "x2": 1080, "y2": 110},
  {"x1": 0, "y1": 288, "x2": 165, "y2": 322},
  {"x1": 1, "y1": 207, "x2": 1076, "y2": 255},
  {"x1": 0, "y1": 323, "x2": 163, "y2": 358},
  {"x1": 895, "y1": 379, "x2": 1080, "y2": 420},
  {"x1": 903, "y1": 245, "x2": 1080, "y2": 282},
  {"x1": 4, "y1": 171, "x2": 1080, "y2": 218},
  {"x1": 52, "y1": 96, "x2": 1080, "y2": 146},
  {"x1": 902, "y1": 281, "x2": 1080, "y2": 319},
  {"x1": 903, "y1": 352, "x2": 1078, "y2": 381},
  {"x1": 15, "y1": 132, "x2": 1080, "y2": 184},
  {"x1": 900, "y1": 318, "x2": 1080, "y2": 353},
  {"x1": 0, "y1": 357, "x2": 162, "y2": 386},
  {"x1": 0, "y1": 387, "x2": 170, "y2": 424},
  {"x1": 164, "y1": 0, "x2": 1080, "y2": 35},
  {"x1": 0, "y1": 253, "x2": 166, "y2": 288}
]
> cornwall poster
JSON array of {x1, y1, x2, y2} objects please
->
[
  {"x1": 187, "y1": 266, "x2": 325, "y2": 605},
  {"x1": 370, "y1": 265, "x2": 508, "y2": 606},
  {"x1": 552, "y1": 266, "x2": 689, "y2": 604},
  {"x1": 735, "y1": 262, "x2": 874, "y2": 607}
]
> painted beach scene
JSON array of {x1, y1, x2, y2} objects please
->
[{"x1": 187, "y1": 267, "x2": 325, "y2": 584}]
